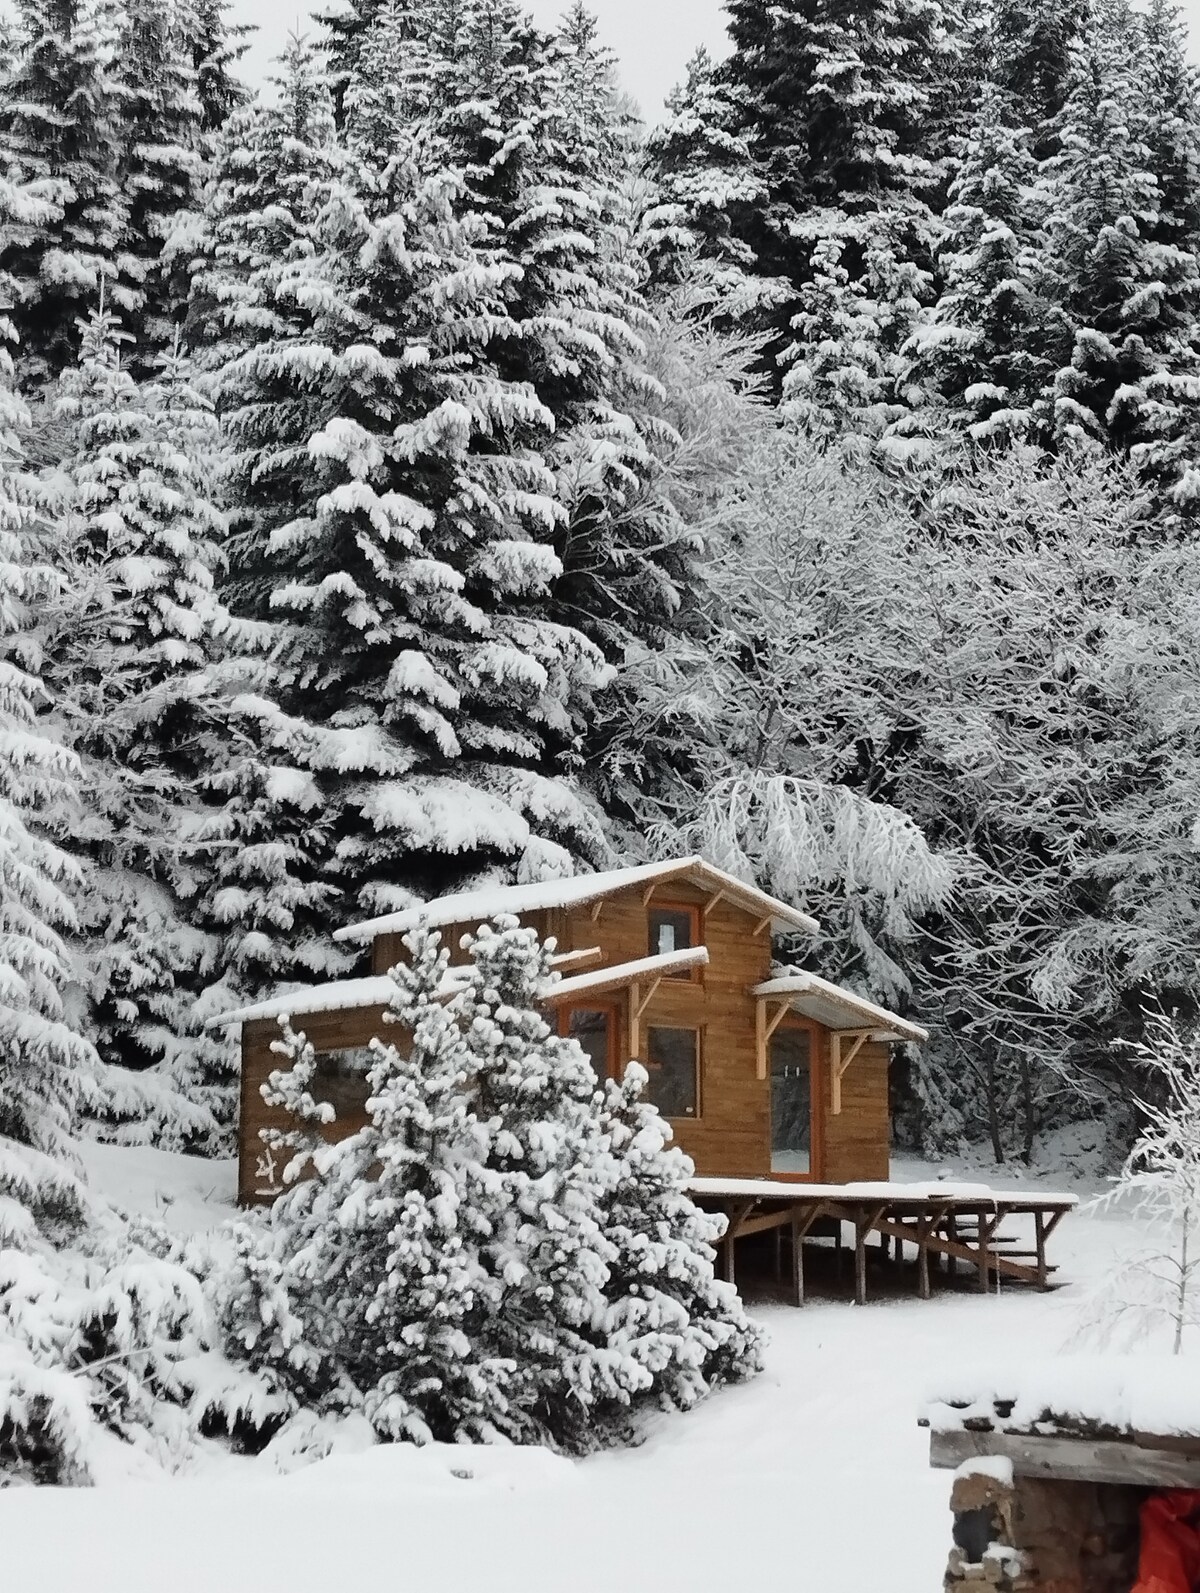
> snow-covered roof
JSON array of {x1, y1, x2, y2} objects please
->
[
  {"x1": 752, "y1": 969, "x2": 929, "y2": 1044},
  {"x1": 332, "y1": 855, "x2": 820, "y2": 945},
  {"x1": 547, "y1": 946, "x2": 709, "y2": 1003},
  {"x1": 922, "y1": 1355, "x2": 1195, "y2": 1442},
  {"x1": 204, "y1": 975, "x2": 406, "y2": 1029}
]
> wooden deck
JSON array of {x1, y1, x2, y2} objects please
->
[{"x1": 689, "y1": 1177, "x2": 1077, "y2": 1306}]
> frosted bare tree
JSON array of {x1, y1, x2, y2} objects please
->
[{"x1": 1080, "y1": 1009, "x2": 1200, "y2": 1354}]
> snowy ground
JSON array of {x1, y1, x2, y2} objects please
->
[{"x1": 4, "y1": 1140, "x2": 1155, "y2": 1593}]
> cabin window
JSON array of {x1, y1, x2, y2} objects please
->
[
  {"x1": 770, "y1": 1026, "x2": 814, "y2": 1175},
  {"x1": 311, "y1": 1047, "x2": 374, "y2": 1120},
  {"x1": 645, "y1": 1025, "x2": 701, "y2": 1118},
  {"x1": 559, "y1": 1006, "x2": 615, "y2": 1087},
  {"x1": 647, "y1": 905, "x2": 701, "y2": 978}
]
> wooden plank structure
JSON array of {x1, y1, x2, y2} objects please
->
[{"x1": 689, "y1": 1177, "x2": 1076, "y2": 1305}]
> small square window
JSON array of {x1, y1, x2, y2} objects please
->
[
  {"x1": 648, "y1": 906, "x2": 700, "y2": 977},
  {"x1": 645, "y1": 1026, "x2": 700, "y2": 1118},
  {"x1": 312, "y1": 1048, "x2": 373, "y2": 1119}
]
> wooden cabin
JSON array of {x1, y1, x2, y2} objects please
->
[{"x1": 212, "y1": 856, "x2": 928, "y2": 1206}]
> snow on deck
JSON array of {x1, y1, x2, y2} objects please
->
[{"x1": 688, "y1": 1176, "x2": 1078, "y2": 1206}]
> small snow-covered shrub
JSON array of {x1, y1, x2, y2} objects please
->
[{"x1": 215, "y1": 919, "x2": 763, "y2": 1454}]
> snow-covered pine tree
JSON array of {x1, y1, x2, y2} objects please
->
[
  {"x1": 596, "y1": 1061, "x2": 764, "y2": 1412},
  {"x1": 204, "y1": 32, "x2": 611, "y2": 976},
  {"x1": 34, "y1": 304, "x2": 238, "y2": 1151},
  {"x1": 180, "y1": 0, "x2": 250, "y2": 137},
  {"x1": 901, "y1": 82, "x2": 1051, "y2": 444},
  {"x1": 220, "y1": 919, "x2": 764, "y2": 1451},
  {"x1": 643, "y1": 46, "x2": 771, "y2": 316},
  {"x1": 0, "y1": 0, "x2": 128, "y2": 385},
  {"x1": 1038, "y1": 0, "x2": 1200, "y2": 468},
  {"x1": 677, "y1": 0, "x2": 960, "y2": 396},
  {"x1": 113, "y1": 0, "x2": 208, "y2": 369},
  {"x1": 221, "y1": 929, "x2": 517, "y2": 1439}
]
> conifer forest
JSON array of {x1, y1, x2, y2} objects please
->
[{"x1": 4, "y1": 0, "x2": 1200, "y2": 1495}]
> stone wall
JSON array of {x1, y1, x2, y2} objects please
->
[{"x1": 946, "y1": 1461, "x2": 1142, "y2": 1593}]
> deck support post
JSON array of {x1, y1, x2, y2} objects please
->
[
  {"x1": 976, "y1": 1211, "x2": 1002, "y2": 1292},
  {"x1": 791, "y1": 1217, "x2": 805, "y2": 1306},
  {"x1": 1034, "y1": 1209, "x2": 1047, "y2": 1289}
]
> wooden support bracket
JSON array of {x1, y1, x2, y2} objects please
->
[
  {"x1": 753, "y1": 915, "x2": 772, "y2": 937},
  {"x1": 629, "y1": 976, "x2": 664, "y2": 1060},
  {"x1": 830, "y1": 1029, "x2": 873, "y2": 1115},
  {"x1": 642, "y1": 882, "x2": 659, "y2": 907},
  {"x1": 590, "y1": 898, "x2": 604, "y2": 923},
  {"x1": 703, "y1": 890, "x2": 726, "y2": 919},
  {"x1": 755, "y1": 996, "x2": 794, "y2": 1080}
]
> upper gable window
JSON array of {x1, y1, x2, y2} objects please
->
[{"x1": 648, "y1": 905, "x2": 702, "y2": 978}]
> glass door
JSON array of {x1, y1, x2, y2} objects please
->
[
  {"x1": 558, "y1": 1005, "x2": 617, "y2": 1088},
  {"x1": 770, "y1": 1024, "x2": 816, "y2": 1176}
]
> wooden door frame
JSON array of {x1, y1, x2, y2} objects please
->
[
  {"x1": 556, "y1": 999, "x2": 623, "y2": 1082},
  {"x1": 768, "y1": 1015, "x2": 825, "y2": 1182}
]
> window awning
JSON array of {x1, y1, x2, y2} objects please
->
[
  {"x1": 547, "y1": 945, "x2": 709, "y2": 1003},
  {"x1": 750, "y1": 970, "x2": 928, "y2": 1045},
  {"x1": 750, "y1": 969, "x2": 928, "y2": 1114}
]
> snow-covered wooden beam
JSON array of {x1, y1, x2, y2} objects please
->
[{"x1": 548, "y1": 945, "x2": 603, "y2": 971}]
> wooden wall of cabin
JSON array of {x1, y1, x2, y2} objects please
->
[
  {"x1": 819, "y1": 1039, "x2": 891, "y2": 1183},
  {"x1": 237, "y1": 1004, "x2": 389, "y2": 1206},
  {"x1": 552, "y1": 883, "x2": 776, "y2": 1178}
]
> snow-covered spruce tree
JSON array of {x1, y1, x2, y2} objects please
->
[
  {"x1": 643, "y1": 46, "x2": 774, "y2": 320},
  {"x1": 113, "y1": 0, "x2": 208, "y2": 370},
  {"x1": 672, "y1": 0, "x2": 960, "y2": 396},
  {"x1": 220, "y1": 921, "x2": 762, "y2": 1450},
  {"x1": 597, "y1": 1061, "x2": 763, "y2": 1410},
  {"x1": 900, "y1": 82, "x2": 1052, "y2": 446},
  {"x1": 34, "y1": 304, "x2": 238, "y2": 1152},
  {"x1": 0, "y1": 0, "x2": 128, "y2": 386},
  {"x1": 1081, "y1": 1010, "x2": 1200, "y2": 1354},
  {"x1": 1037, "y1": 0, "x2": 1200, "y2": 471},
  {"x1": 205, "y1": 38, "x2": 611, "y2": 967}
]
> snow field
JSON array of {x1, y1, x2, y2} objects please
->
[{"x1": 1, "y1": 1148, "x2": 1157, "y2": 1593}]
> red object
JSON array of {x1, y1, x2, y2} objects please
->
[{"x1": 1133, "y1": 1490, "x2": 1200, "y2": 1593}]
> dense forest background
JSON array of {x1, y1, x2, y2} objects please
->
[{"x1": 5, "y1": 0, "x2": 1200, "y2": 1185}]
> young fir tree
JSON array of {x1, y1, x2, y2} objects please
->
[
  {"x1": 596, "y1": 1061, "x2": 764, "y2": 1412},
  {"x1": 222, "y1": 921, "x2": 761, "y2": 1450},
  {"x1": 0, "y1": 0, "x2": 128, "y2": 385},
  {"x1": 38, "y1": 305, "x2": 236, "y2": 1151}
]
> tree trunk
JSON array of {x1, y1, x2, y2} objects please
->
[
  {"x1": 1020, "y1": 1054, "x2": 1035, "y2": 1167},
  {"x1": 1174, "y1": 1211, "x2": 1189, "y2": 1356},
  {"x1": 985, "y1": 1056, "x2": 1004, "y2": 1165}
]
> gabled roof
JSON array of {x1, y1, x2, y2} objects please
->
[
  {"x1": 752, "y1": 969, "x2": 929, "y2": 1044},
  {"x1": 332, "y1": 855, "x2": 820, "y2": 945}
]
